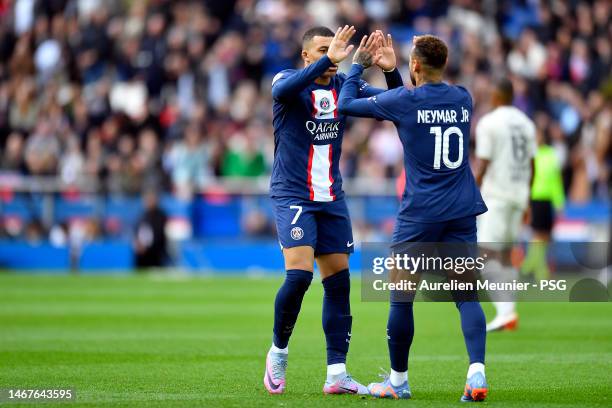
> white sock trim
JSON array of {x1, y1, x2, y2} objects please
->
[
  {"x1": 390, "y1": 369, "x2": 407, "y2": 387},
  {"x1": 270, "y1": 343, "x2": 288, "y2": 354},
  {"x1": 327, "y1": 363, "x2": 346, "y2": 377},
  {"x1": 467, "y1": 363, "x2": 485, "y2": 378}
]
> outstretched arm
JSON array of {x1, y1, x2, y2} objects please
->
[
  {"x1": 338, "y1": 63, "x2": 404, "y2": 122},
  {"x1": 272, "y1": 25, "x2": 356, "y2": 101},
  {"x1": 383, "y1": 68, "x2": 404, "y2": 89},
  {"x1": 356, "y1": 31, "x2": 403, "y2": 97},
  {"x1": 356, "y1": 69, "x2": 404, "y2": 98},
  {"x1": 271, "y1": 57, "x2": 334, "y2": 101}
]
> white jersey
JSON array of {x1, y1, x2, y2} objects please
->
[{"x1": 476, "y1": 106, "x2": 537, "y2": 209}]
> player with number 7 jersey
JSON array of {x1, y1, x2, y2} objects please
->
[
  {"x1": 264, "y1": 27, "x2": 404, "y2": 396},
  {"x1": 270, "y1": 28, "x2": 402, "y2": 259}
]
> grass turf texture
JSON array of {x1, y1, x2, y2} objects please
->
[{"x1": 0, "y1": 274, "x2": 610, "y2": 407}]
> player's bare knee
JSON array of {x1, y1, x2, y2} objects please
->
[{"x1": 283, "y1": 246, "x2": 315, "y2": 271}]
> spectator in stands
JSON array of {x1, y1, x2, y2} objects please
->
[
  {"x1": 107, "y1": 134, "x2": 143, "y2": 195},
  {"x1": 82, "y1": 130, "x2": 106, "y2": 180},
  {"x1": 507, "y1": 28, "x2": 547, "y2": 80},
  {"x1": 137, "y1": 128, "x2": 165, "y2": 192},
  {"x1": 0, "y1": 0, "x2": 608, "y2": 244},
  {"x1": 59, "y1": 136, "x2": 84, "y2": 185},
  {"x1": 221, "y1": 125, "x2": 266, "y2": 178},
  {"x1": 9, "y1": 77, "x2": 38, "y2": 132},
  {"x1": 24, "y1": 118, "x2": 60, "y2": 175},
  {"x1": 167, "y1": 123, "x2": 211, "y2": 200},
  {"x1": 0, "y1": 132, "x2": 26, "y2": 173}
]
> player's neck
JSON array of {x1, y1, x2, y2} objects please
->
[
  {"x1": 416, "y1": 75, "x2": 443, "y2": 87},
  {"x1": 314, "y1": 76, "x2": 331, "y2": 86}
]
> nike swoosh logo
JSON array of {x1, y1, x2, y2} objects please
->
[
  {"x1": 339, "y1": 386, "x2": 357, "y2": 393},
  {"x1": 266, "y1": 370, "x2": 281, "y2": 390},
  {"x1": 346, "y1": 241, "x2": 354, "y2": 247}
]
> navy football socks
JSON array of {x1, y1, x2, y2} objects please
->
[
  {"x1": 387, "y1": 300, "x2": 486, "y2": 372},
  {"x1": 322, "y1": 269, "x2": 352, "y2": 365},
  {"x1": 387, "y1": 299, "x2": 414, "y2": 372},
  {"x1": 456, "y1": 301, "x2": 486, "y2": 364},
  {"x1": 272, "y1": 269, "x2": 313, "y2": 349}
]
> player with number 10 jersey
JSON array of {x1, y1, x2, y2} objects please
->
[{"x1": 338, "y1": 34, "x2": 489, "y2": 402}]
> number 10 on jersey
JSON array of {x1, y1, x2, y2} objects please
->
[{"x1": 430, "y1": 126, "x2": 464, "y2": 169}]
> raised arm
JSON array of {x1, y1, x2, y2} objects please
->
[
  {"x1": 338, "y1": 64, "x2": 403, "y2": 121},
  {"x1": 356, "y1": 68, "x2": 404, "y2": 98},
  {"x1": 376, "y1": 31, "x2": 404, "y2": 90},
  {"x1": 272, "y1": 25, "x2": 356, "y2": 101},
  {"x1": 337, "y1": 35, "x2": 405, "y2": 122},
  {"x1": 271, "y1": 56, "x2": 334, "y2": 101},
  {"x1": 383, "y1": 68, "x2": 404, "y2": 89},
  {"x1": 356, "y1": 31, "x2": 403, "y2": 98}
]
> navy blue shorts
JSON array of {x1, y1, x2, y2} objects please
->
[
  {"x1": 391, "y1": 215, "x2": 480, "y2": 303},
  {"x1": 271, "y1": 197, "x2": 354, "y2": 256},
  {"x1": 392, "y1": 215, "x2": 477, "y2": 244}
]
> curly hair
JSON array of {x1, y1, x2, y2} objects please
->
[{"x1": 412, "y1": 35, "x2": 448, "y2": 70}]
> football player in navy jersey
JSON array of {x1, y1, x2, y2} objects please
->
[
  {"x1": 264, "y1": 26, "x2": 404, "y2": 395},
  {"x1": 338, "y1": 35, "x2": 489, "y2": 401}
]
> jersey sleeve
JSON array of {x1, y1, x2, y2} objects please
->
[
  {"x1": 383, "y1": 68, "x2": 404, "y2": 90},
  {"x1": 357, "y1": 79, "x2": 378, "y2": 98},
  {"x1": 475, "y1": 115, "x2": 494, "y2": 160},
  {"x1": 356, "y1": 68, "x2": 404, "y2": 98},
  {"x1": 271, "y1": 55, "x2": 335, "y2": 101},
  {"x1": 457, "y1": 85, "x2": 474, "y2": 109},
  {"x1": 337, "y1": 64, "x2": 405, "y2": 122}
]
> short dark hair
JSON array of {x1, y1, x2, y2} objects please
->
[
  {"x1": 495, "y1": 78, "x2": 514, "y2": 103},
  {"x1": 412, "y1": 35, "x2": 448, "y2": 70},
  {"x1": 302, "y1": 26, "x2": 334, "y2": 46}
]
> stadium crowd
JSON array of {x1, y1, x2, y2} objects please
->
[{"x1": 0, "y1": 0, "x2": 609, "y2": 202}]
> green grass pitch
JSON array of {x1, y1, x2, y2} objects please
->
[{"x1": 0, "y1": 273, "x2": 610, "y2": 407}]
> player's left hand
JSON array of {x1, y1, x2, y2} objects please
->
[
  {"x1": 353, "y1": 33, "x2": 381, "y2": 68},
  {"x1": 373, "y1": 30, "x2": 396, "y2": 72}
]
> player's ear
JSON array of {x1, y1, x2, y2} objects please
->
[
  {"x1": 301, "y1": 49, "x2": 310, "y2": 65},
  {"x1": 414, "y1": 58, "x2": 422, "y2": 73}
]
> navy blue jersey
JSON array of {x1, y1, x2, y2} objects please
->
[
  {"x1": 338, "y1": 64, "x2": 487, "y2": 223},
  {"x1": 270, "y1": 55, "x2": 403, "y2": 201}
]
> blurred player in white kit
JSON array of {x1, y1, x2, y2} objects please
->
[{"x1": 474, "y1": 79, "x2": 537, "y2": 331}]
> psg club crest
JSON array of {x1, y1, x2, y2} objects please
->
[
  {"x1": 311, "y1": 89, "x2": 337, "y2": 119},
  {"x1": 320, "y1": 97, "x2": 330, "y2": 110},
  {"x1": 290, "y1": 227, "x2": 304, "y2": 240}
]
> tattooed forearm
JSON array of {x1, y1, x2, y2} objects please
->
[{"x1": 353, "y1": 50, "x2": 373, "y2": 68}]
